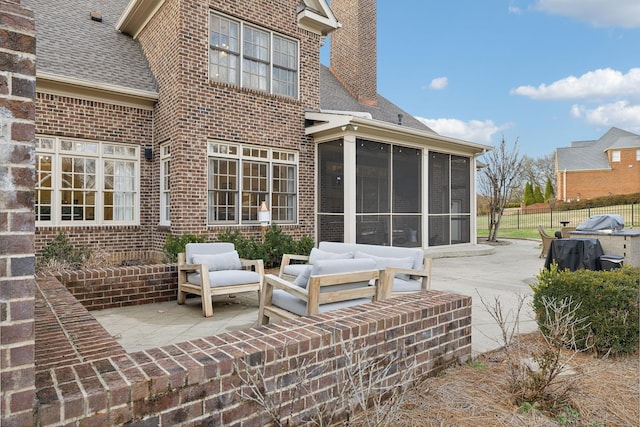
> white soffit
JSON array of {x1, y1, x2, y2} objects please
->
[
  {"x1": 117, "y1": 0, "x2": 166, "y2": 39},
  {"x1": 297, "y1": 0, "x2": 340, "y2": 35}
]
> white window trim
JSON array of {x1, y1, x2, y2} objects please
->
[
  {"x1": 636, "y1": 149, "x2": 640, "y2": 161},
  {"x1": 207, "y1": 141, "x2": 298, "y2": 225},
  {"x1": 208, "y1": 11, "x2": 300, "y2": 99},
  {"x1": 35, "y1": 135, "x2": 140, "y2": 227},
  {"x1": 611, "y1": 150, "x2": 621, "y2": 162},
  {"x1": 159, "y1": 142, "x2": 171, "y2": 226}
]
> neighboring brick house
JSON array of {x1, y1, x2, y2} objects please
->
[
  {"x1": 23, "y1": 0, "x2": 490, "y2": 260},
  {"x1": 556, "y1": 127, "x2": 640, "y2": 202}
]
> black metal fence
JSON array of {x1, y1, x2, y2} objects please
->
[{"x1": 478, "y1": 204, "x2": 639, "y2": 231}]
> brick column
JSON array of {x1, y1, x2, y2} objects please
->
[{"x1": 0, "y1": 1, "x2": 37, "y2": 426}]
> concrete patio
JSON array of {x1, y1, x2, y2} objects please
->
[{"x1": 92, "y1": 238, "x2": 545, "y2": 356}]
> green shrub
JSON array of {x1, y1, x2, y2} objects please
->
[
  {"x1": 532, "y1": 265, "x2": 640, "y2": 355},
  {"x1": 217, "y1": 226, "x2": 314, "y2": 268},
  {"x1": 39, "y1": 232, "x2": 92, "y2": 271},
  {"x1": 163, "y1": 234, "x2": 206, "y2": 263}
]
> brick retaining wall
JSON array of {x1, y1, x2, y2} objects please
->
[
  {"x1": 34, "y1": 277, "x2": 472, "y2": 426},
  {"x1": 44, "y1": 263, "x2": 178, "y2": 310}
]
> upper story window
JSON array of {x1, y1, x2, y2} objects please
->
[
  {"x1": 160, "y1": 143, "x2": 171, "y2": 225},
  {"x1": 207, "y1": 142, "x2": 298, "y2": 225},
  {"x1": 611, "y1": 150, "x2": 621, "y2": 162},
  {"x1": 636, "y1": 149, "x2": 640, "y2": 161},
  {"x1": 209, "y1": 12, "x2": 298, "y2": 98},
  {"x1": 35, "y1": 136, "x2": 139, "y2": 226}
]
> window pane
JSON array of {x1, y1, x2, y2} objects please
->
[
  {"x1": 208, "y1": 158, "x2": 238, "y2": 223},
  {"x1": 356, "y1": 215, "x2": 389, "y2": 246},
  {"x1": 451, "y1": 156, "x2": 470, "y2": 214},
  {"x1": 318, "y1": 214, "x2": 344, "y2": 243},
  {"x1": 356, "y1": 140, "x2": 390, "y2": 213},
  {"x1": 272, "y1": 164, "x2": 296, "y2": 222},
  {"x1": 393, "y1": 145, "x2": 421, "y2": 213},
  {"x1": 428, "y1": 152, "x2": 449, "y2": 214},
  {"x1": 318, "y1": 140, "x2": 344, "y2": 214}
]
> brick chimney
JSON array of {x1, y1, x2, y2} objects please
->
[{"x1": 329, "y1": 0, "x2": 377, "y2": 106}]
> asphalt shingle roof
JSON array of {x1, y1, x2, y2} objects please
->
[
  {"x1": 319, "y1": 65, "x2": 434, "y2": 132},
  {"x1": 23, "y1": 0, "x2": 157, "y2": 94},
  {"x1": 556, "y1": 127, "x2": 640, "y2": 171}
]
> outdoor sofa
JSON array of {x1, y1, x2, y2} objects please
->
[
  {"x1": 279, "y1": 241, "x2": 432, "y2": 295},
  {"x1": 259, "y1": 258, "x2": 383, "y2": 325},
  {"x1": 177, "y1": 243, "x2": 264, "y2": 317}
]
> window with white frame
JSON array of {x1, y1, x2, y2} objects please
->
[
  {"x1": 636, "y1": 149, "x2": 640, "y2": 161},
  {"x1": 209, "y1": 12, "x2": 298, "y2": 98},
  {"x1": 35, "y1": 136, "x2": 139, "y2": 225},
  {"x1": 160, "y1": 143, "x2": 171, "y2": 225},
  {"x1": 207, "y1": 142, "x2": 297, "y2": 224},
  {"x1": 611, "y1": 150, "x2": 621, "y2": 162}
]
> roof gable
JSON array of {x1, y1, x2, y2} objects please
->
[
  {"x1": 297, "y1": 0, "x2": 340, "y2": 35},
  {"x1": 556, "y1": 127, "x2": 640, "y2": 171}
]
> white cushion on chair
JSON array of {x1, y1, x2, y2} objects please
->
[
  {"x1": 192, "y1": 251, "x2": 242, "y2": 271},
  {"x1": 271, "y1": 291, "x2": 371, "y2": 316},
  {"x1": 308, "y1": 248, "x2": 353, "y2": 264},
  {"x1": 283, "y1": 263, "x2": 310, "y2": 279},
  {"x1": 187, "y1": 270, "x2": 260, "y2": 287},
  {"x1": 353, "y1": 251, "x2": 414, "y2": 280}
]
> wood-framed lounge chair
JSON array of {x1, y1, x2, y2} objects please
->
[
  {"x1": 259, "y1": 258, "x2": 384, "y2": 325},
  {"x1": 177, "y1": 242, "x2": 264, "y2": 317},
  {"x1": 537, "y1": 225, "x2": 555, "y2": 258},
  {"x1": 560, "y1": 226, "x2": 576, "y2": 238}
]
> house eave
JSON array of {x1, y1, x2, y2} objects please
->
[
  {"x1": 305, "y1": 111, "x2": 491, "y2": 155},
  {"x1": 116, "y1": 0, "x2": 166, "y2": 39},
  {"x1": 37, "y1": 72, "x2": 158, "y2": 110},
  {"x1": 297, "y1": 7, "x2": 340, "y2": 36}
]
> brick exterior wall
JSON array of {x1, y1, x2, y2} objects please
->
[
  {"x1": 0, "y1": 2, "x2": 37, "y2": 426},
  {"x1": 557, "y1": 148, "x2": 640, "y2": 201},
  {"x1": 135, "y1": 0, "x2": 320, "y2": 246},
  {"x1": 329, "y1": 0, "x2": 378, "y2": 106},
  {"x1": 44, "y1": 263, "x2": 178, "y2": 311},
  {"x1": 34, "y1": 277, "x2": 472, "y2": 426}
]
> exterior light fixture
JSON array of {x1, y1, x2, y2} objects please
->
[{"x1": 258, "y1": 201, "x2": 271, "y2": 238}]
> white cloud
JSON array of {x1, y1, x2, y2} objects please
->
[
  {"x1": 570, "y1": 101, "x2": 640, "y2": 132},
  {"x1": 427, "y1": 77, "x2": 448, "y2": 90},
  {"x1": 416, "y1": 117, "x2": 511, "y2": 143},
  {"x1": 532, "y1": 0, "x2": 640, "y2": 28},
  {"x1": 511, "y1": 68, "x2": 640, "y2": 101}
]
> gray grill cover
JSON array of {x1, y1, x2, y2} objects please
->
[{"x1": 576, "y1": 214, "x2": 624, "y2": 231}]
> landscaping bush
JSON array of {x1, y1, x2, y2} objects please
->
[
  {"x1": 217, "y1": 226, "x2": 313, "y2": 268},
  {"x1": 38, "y1": 232, "x2": 93, "y2": 271},
  {"x1": 532, "y1": 265, "x2": 640, "y2": 355},
  {"x1": 163, "y1": 234, "x2": 206, "y2": 263}
]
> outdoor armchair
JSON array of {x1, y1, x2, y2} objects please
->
[
  {"x1": 259, "y1": 258, "x2": 384, "y2": 325},
  {"x1": 537, "y1": 225, "x2": 555, "y2": 258},
  {"x1": 177, "y1": 242, "x2": 264, "y2": 317}
]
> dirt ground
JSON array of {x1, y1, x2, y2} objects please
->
[{"x1": 376, "y1": 332, "x2": 639, "y2": 427}]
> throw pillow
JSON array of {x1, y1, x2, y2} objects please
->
[
  {"x1": 292, "y1": 265, "x2": 313, "y2": 289},
  {"x1": 192, "y1": 251, "x2": 242, "y2": 271},
  {"x1": 308, "y1": 248, "x2": 353, "y2": 265},
  {"x1": 354, "y1": 251, "x2": 414, "y2": 280}
]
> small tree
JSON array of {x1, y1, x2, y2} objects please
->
[
  {"x1": 533, "y1": 185, "x2": 544, "y2": 203},
  {"x1": 479, "y1": 136, "x2": 524, "y2": 241},
  {"x1": 544, "y1": 178, "x2": 555, "y2": 202},
  {"x1": 523, "y1": 182, "x2": 534, "y2": 206}
]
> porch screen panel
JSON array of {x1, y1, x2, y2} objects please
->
[
  {"x1": 356, "y1": 140, "x2": 390, "y2": 213},
  {"x1": 392, "y1": 145, "x2": 422, "y2": 247},
  {"x1": 318, "y1": 140, "x2": 344, "y2": 242}
]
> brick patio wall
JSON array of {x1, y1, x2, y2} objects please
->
[
  {"x1": 0, "y1": 2, "x2": 37, "y2": 426},
  {"x1": 34, "y1": 276, "x2": 472, "y2": 426},
  {"x1": 44, "y1": 263, "x2": 178, "y2": 311}
]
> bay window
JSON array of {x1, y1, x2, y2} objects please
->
[
  {"x1": 207, "y1": 142, "x2": 297, "y2": 224},
  {"x1": 210, "y1": 12, "x2": 298, "y2": 98},
  {"x1": 35, "y1": 136, "x2": 139, "y2": 225}
]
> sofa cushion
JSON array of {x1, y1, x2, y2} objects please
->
[
  {"x1": 192, "y1": 251, "x2": 242, "y2": 271},
  {"x1": 390, "y1": 277, "x2": 423, "y2": 293},
  {"x1": 318, "y1": 241, "x2": 423, "y2": 271},
  {"x1": 187, "y1": 270, "x2": 260, "y2": 287},
  {"x1": 283, "y1": 263, "x2": 309, "y2": 279},
  {"x1": 307, "y1": 258, "x2": 377, "y2": 292},
  {"x1": 354, "y1": 251, "x2": 414, "y2": 280},
  {"x1": 308, "y1": 248, "x2": 353, "y2": 265},
  {"x1": 292, "y1": 265, "x2": 313, "y2": 288},
  {"x1": 186, "y1": 242, "x2": 235, "y2": 264},
  {"x1": 272, "y1": 290, "x2": 371, "y2": 316}
]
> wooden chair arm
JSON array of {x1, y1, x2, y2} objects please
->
[
  {"x1": 278, "y1": 253, "x2": 310, "y2": 277},
  {"x1": 264, "y1": 274, "x2": 309, "y2": 300},
  {"x1": 241, "y1": 258, "x2": 264, "y2": 273}
]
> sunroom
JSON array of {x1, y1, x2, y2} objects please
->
[{"x1": 306, "y1": 111, "x2": 491, "y2": 248}]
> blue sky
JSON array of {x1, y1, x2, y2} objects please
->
[{"x1": 321, "y1": 0, "x2": 640, "y2": 157}]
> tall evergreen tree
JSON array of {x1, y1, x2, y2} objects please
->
[
  {"x1": 534, "y1": 185, "x2": 544, "y2": 203},
  {"x1": 524, "y1": 182, "x2": 534, "y2": 205},
  {"x1": 544, "y1": 178, "x2": 555, "y2": 202}
]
